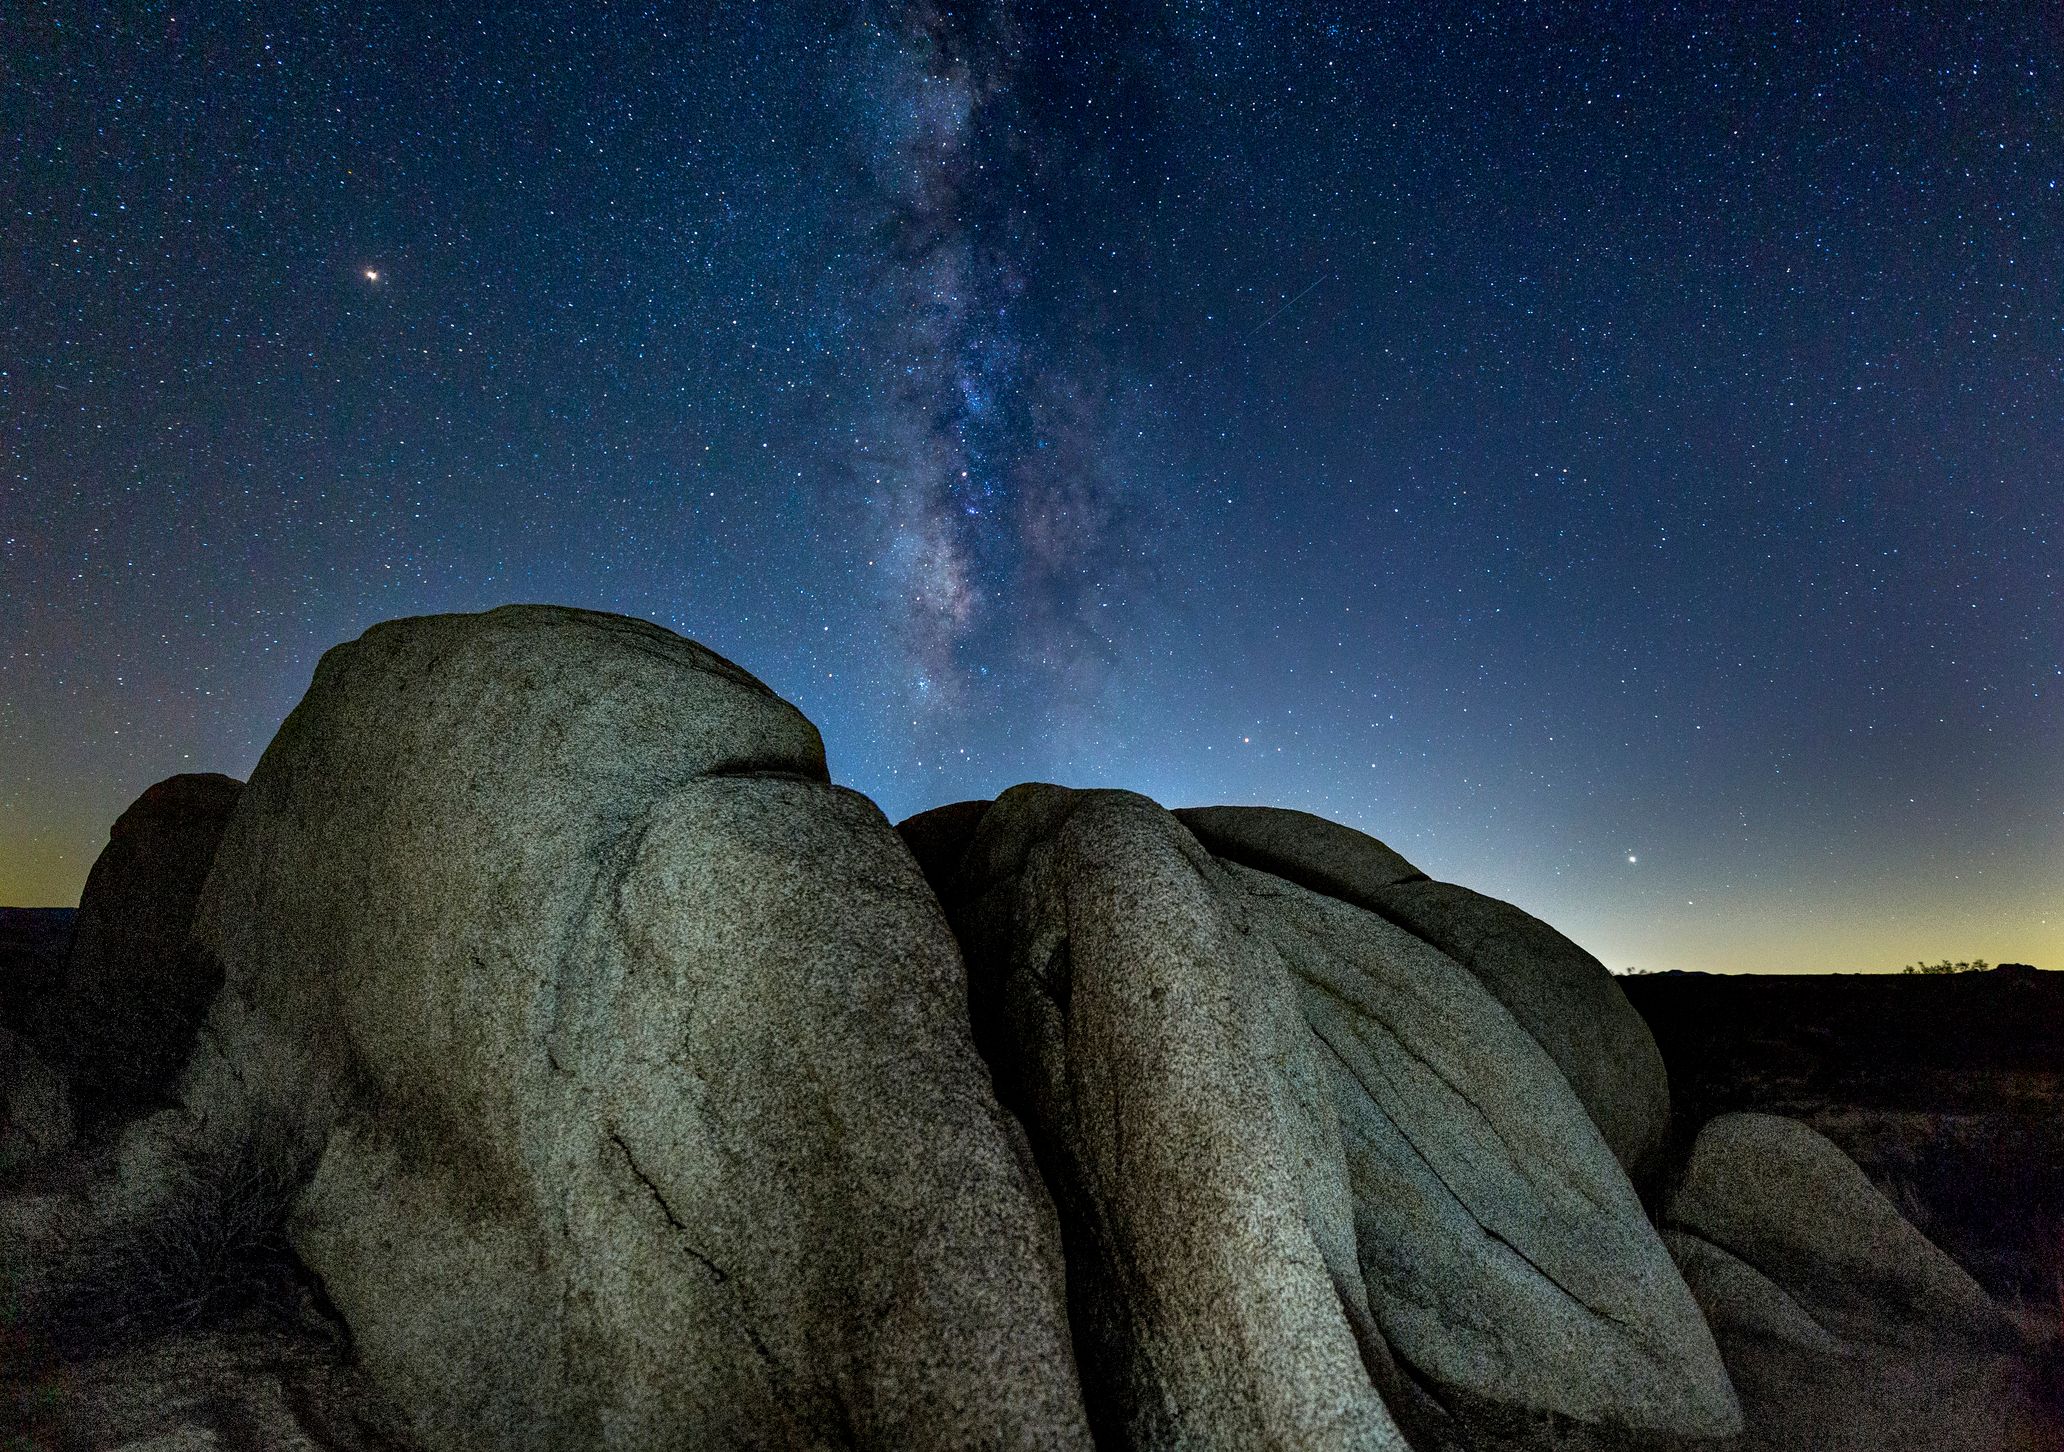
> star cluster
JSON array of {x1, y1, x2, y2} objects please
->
[{"x1": 2, "y1": 2, "x2": 2057, "y2": 971}]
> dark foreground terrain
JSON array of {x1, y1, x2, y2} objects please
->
[
  {"x1": 3, "y1": 605, "x2": 2058, "y2": 1452},
  {"x1": 1627, "y1": 967, "x2": 2064, "y2": 1307},
  {"x1": 0, "y1": 908, "x2": 74, "y2": 1034}
]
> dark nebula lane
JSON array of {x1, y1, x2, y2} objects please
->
[{"x1": 844, "y1": 2, "x2": 1166, "y2": 718}]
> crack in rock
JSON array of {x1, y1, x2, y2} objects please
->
[{"x1": 604, "y1": 1130, "x2": 782, "y2": 1374}]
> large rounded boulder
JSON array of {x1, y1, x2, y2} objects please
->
[
  {"x1": 46, "y1": 772, "x2": 242, "y2": 1125},
  {"x1": 946, "y1": 785, "x2": 1737, "y2": 1451},
  {"x1": 168, "y1": 606, "x2": 1090, "y2": 1451},
  {"x1": 1176, "y1": 804, "x2": 1671, "y2": 1180}
]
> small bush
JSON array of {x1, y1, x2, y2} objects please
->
[
  {"x1": 1902, "y1": 958, "x2": 1991, "y2": 975},
  {"x1": 39, "y1": 1134, "x2": 311, "y2": 1355}
]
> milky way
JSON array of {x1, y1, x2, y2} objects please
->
[
  {"x1": 6, "y1": 3, "x2": 2059, "y2": 973},
  {"x1": 848, "y1": 3, "x2": 1153, "y2": 713}
]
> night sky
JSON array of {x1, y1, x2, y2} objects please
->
[{"x1": 4, "y1": 3, "x2": 2058, "y2": 972}]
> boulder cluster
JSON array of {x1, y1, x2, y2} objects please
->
[{"x1": 1, "y1": 606, "x2": 2053, "y2": 1450}]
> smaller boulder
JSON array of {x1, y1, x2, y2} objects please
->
[
  {"x1": 1664, "y1": 1112, "x2": 2015, "y2": 1351},
  {"x1": 1174, "y1": 805, "x2": 1425, "y2": 907},
  {"x1": 48, "y1": 773, "x2": 243, "y2": 1125},
  {"x1": 1661, "y1": 1229, "x2": 1842, "y2": 1357},
  {"x1": 1662, "y1": 1112, "x2": 2046, "y2": 1452},
  {"x1": 896, "y1": 798, "x2": 993, "y2": 891},
  {"x1": 1175, "y1": 805, "x2": 1670, "y2": 1180}
]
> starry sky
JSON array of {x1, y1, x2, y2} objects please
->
[{"x1": 4, "y1": 2, "x2": 2058, "y2": 972}]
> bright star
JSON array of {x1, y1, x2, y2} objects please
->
[
  {"x1": 1627, "y1": 854, "x2": 1638, "y2": 864},
  {"x1": 363, "y1": 268, "x2": 381, "y2": 282}
]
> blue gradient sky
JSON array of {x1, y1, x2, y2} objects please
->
[{"x1": 4, "y1": 3, "x2": 2057, "y2": 971}]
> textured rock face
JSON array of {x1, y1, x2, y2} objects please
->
[
  {"x1": 1661, "y1": 1112, "x2": 2049, "y2": 1451},
  {"x1": 1366, "y1": 880, "x2": 1671, "y2": 1182},
  {"x1": 1174, "y1": 805, "x2": 1670, "y2": 1181},
  {"x1": 948, "y1": 785, "x2": 1735, "y2": 1451},
  {"x1": 1174, "y1": 805, "x2": 1425, "y2": 905},
  {"x1": 1234, "y1": 865, "x2": 1733, "y2": 1444},
  {"x1": 954, "y1": 786, "x2": 1408, "y2": 1452},
  {"x1": 47, "y1": 773, "x2": 241, "y2": 1124},
  {"x1": 174, "y1": 606, "x2": 1089, "y2": 1452},
  {"x1": 4, "y1": 1318, "x2": 407, "y2": 1452}
]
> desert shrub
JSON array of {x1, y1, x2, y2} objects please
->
[
  {"x1": 1902, "y1": 958, "x2": 1991, "y2": 975},
  {"x1": 38, "y1": 1132, "x2": 312, "y2": 1355}
]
